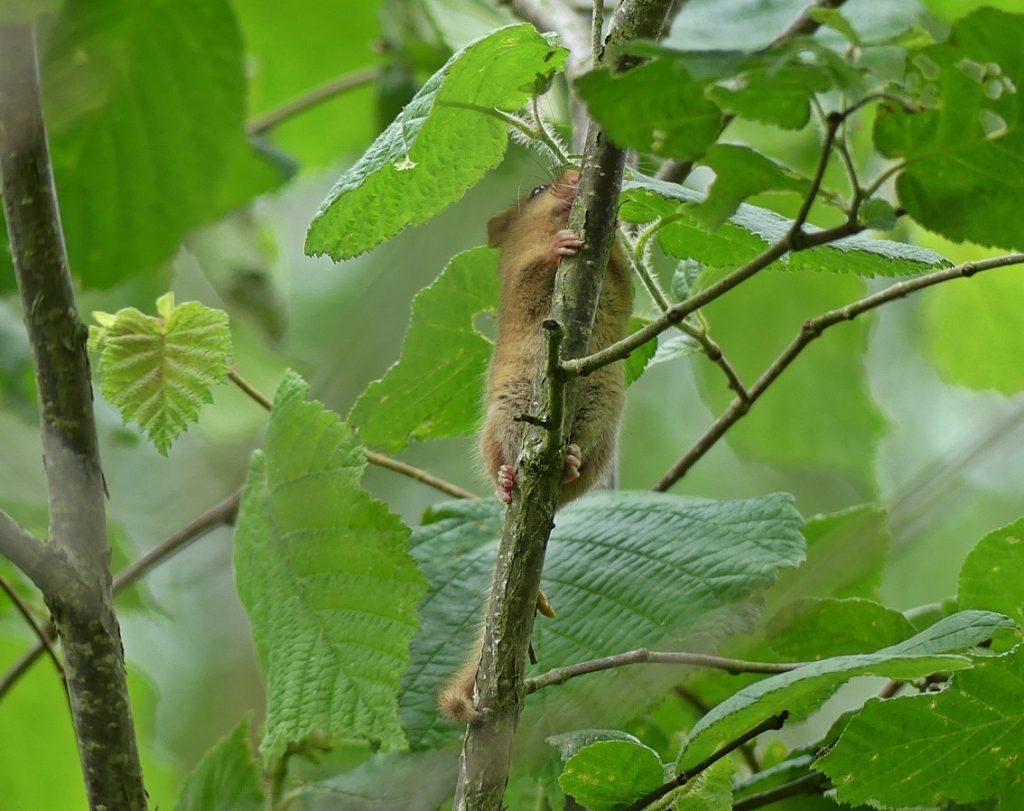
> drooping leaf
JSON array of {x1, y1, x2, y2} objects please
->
[
  {"x1": 305, "y1": 25, "x2": 569, "y2": 260},
  {"x1": 234, "y1": 372, "x2": 427, "y2": 757},
  {"x1": 575, "y1": 58, "x2": 723, "y2": 160},
  {"x1": 621, "y1": 174, "x2": 950, "y2": 276},
  {"x1": 672, "y1": 758, "x2": 733, "y2": 811},
  {"x1": 696, "y1": 144, "x2": 811, "y2": 230},
  {"x1": 679, "y1": 610, "x2": 1012, "y2": 770},
  {"x1": 624, "y1": 316, "x2": 660, "y2": 386},
  {"x1": 817, "y1": 646, "x2": 1024, "y2": 807},
  {"x1": 19, "y1": 0, "x2": 284, "y2": 289},
  {"x1": 400, "y1": 491, "x2": 804, "y2": 752},
  {"x1": 708, "y1": 60, "x2": 833, "y2": 130},
  {"x1": 765, "y1": 598, "x2": 916, "y2": 661},
  {"x1": 558, "y1": 740, "x2": 665, "y2": 810},
  {"x1": 89, "y1": 293, "x2": 231, "y2": 455},
  {"x1": 875, "y1": 8, "x2": 1024, "y2": 251},
  {"x1": 349, "y1": 248, "x2": 498, "y2": 450},
  {"x1": 174, "y1": 718, "x2": 263, "y2": 811}
]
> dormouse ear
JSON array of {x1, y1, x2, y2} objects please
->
[{"x1": 487, "y1": 207, "x2": 516, "y2": 247}]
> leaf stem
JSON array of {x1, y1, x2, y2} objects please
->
[
  {"x1": 652, "y1": 251, "x2": 1024, "y2": 489},
  {"x1": 245, "y1": 67, "x2": 380, "y2": 137},
  {"x1": 525, "y1": 648, "x2": 802, "y2": 693},
  {"x1": 226, "y1": 367, "x2": 479, "y2": 500},
  {"x1": 733, "y1": 772, "x2": 830, "y2": 810},
  {"x1": 624, "y1": 712, "x2": 790, "y2": 810}
]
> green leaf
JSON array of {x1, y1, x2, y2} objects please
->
[
  {"x1": 622, "y1": 174, "x2": 950, "y2": 276},
  {"x1": 548, "y1": 729, "x2": 647, "y2": 761},
  {"x1": 349, "y1": 248, "x2": 498, "y2": 450},
  {"x1": 766, "y1": 598, "x2": 916, "y2": 661},
  {"x1": 625, "y1": 316, "x2": 660, "y2": 386},
  {"x1": 234, "y1": 372, "x2": 427, "y2": 757},
  {"x1": 232, "y1": 0, "x2": 379, "y2": 168},
  {"x1": 174, "y1": 718, "x2": 263, "y2": 811},
  {"x1": 768, "y1": 506, "x2": 891, "y2": 606},
  {"x1": 575, "y1": 58, "x2": 723, "y2": 160},
  {"x1": 672, "y1": 758, "x2": 733, "y2": 811},
  {"x1": 923, "y1": 264, "x2": 1024, "y2": 393},
  {"x1": 679, "y1": 612, "x2": 1008, "y2": 770},
  {"x1": 558, "y1": 740, "x2": 665, "y2": 811},
  {"x1": 875, "y1": 8, "x2": 1024, "y2": 251},
  {"x1": 708, "y1": 61, "x2": 833, "y2": 130},
  {"x1": 808, "y1": 7, "x2": 862, "y2": 46},
  {"x1": 959, "y1": 518, "x2": 1024, "y2": 632},
  {"x1": 305, "y1": 25, "x2": 569, "y2": 260},
  {"x1": 400, "y1": 491, "x2": 805, "y2": 751},
  {"x1": 89, "y1": 293, "x2": 231, "y2": 455},
  {"x1": 817, "y1": 646, "x2": 1024, "y2": 807},
  {"x1": 421, "y1": 0, "x2": 518, "y2": 50},
  {"x1": 25, "y1": 0, "x2": 282, "y2": 289},
  {"x1": 696, "y1": 145, "x2": 811, "y2": 230}
]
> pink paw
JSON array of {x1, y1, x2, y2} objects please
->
[
  {"x1": 543, "y1": 229, "x2": 584, "y2": 267},
  {"x1": 497, "y1": 464, "x2": 516, "y2": 504},
  {"x1": 563, "y1": 444, "x2": 581, "y2": 483}
]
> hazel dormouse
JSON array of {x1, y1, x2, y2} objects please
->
[{"x1": 437, "y1": 170, "x2": 633, "y2": 723}]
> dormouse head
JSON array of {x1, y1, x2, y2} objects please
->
[{"x1": 487, "y1": 170, "x2": 580, "y2": 247}]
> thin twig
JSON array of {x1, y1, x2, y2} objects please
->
[
  {"x1": 362, "y1": 450, "x2": 478, "y2": 500},
  {"x1": 674, "y1": 686, "x2": 761, "y2": 773},
  {"x1": 0, "y1": 490, "x2": 243, "y2": 704},
  {"x1": 624, "y1": 712, "x2": 790, "y2": 810},
  {"x1": 790, "y1": 111, "x2": 842, "y2": 240},
  {"x1": 226, "y1": 366, "x2": 479, "y2": 500},
  {"x1": 245, "y1": 67, "x2": 379, "y2": 137},
  {"x1": 591, "y1": 0, "x2": 605, "y2": 65},
  {"x1": 733, "y1": 772, "x2": 830, "y2": 810},
  {"x1": 0, "y1": 573, "x2": 63, "y2": 683},
  {"x1": 653, "y1": 252, "x2": 1024, "y2": 490},
  {"x1": 525, "y1": 648, "x2": 801, "y2": 693}
]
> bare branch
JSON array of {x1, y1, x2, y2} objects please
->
[
  {"x1": 653, "y1": 252, "x2": 1024, "y2": 490},
  {"x1": 0, "y1": 573, "x2": 64, "y2": 687},
  {"x1": 624, "y1": 712, "x2": 790, "y2": 810},
  {"x1": 526, "y1": 648, "x2": 801, "y2": 693},
  {"x1": 0, "y1": 510, "x2": 55, "y2": 592},
  {"x1": 734, "y1": 772, "x2": 830, "y2": 810},
  {"x1": 245, "y1": 67, "x2": 379, "y2": 137}
]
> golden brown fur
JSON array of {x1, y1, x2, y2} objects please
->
[{"x1": 437, "y1": 171, "x2": 633, "y2": 723}]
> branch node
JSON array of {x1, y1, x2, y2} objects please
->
[{"x1": 514, "y1": 412, "x2": 552, "y2": 430}]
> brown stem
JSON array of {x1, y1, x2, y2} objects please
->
[
  {"x1": 733, "y1": 772, "x2": 830, "y2": 810},
  {"x1": 625, "y1": 712, "x2": 790, "y2": 810},
  {"x1": 0, "y1": 24, "x2": 147, "y2": 809},
  {"x1": 227, "y1": 367, "x2": 479, "y2": 500},
  {"x1": 525, "y1": 648, "x2": 801, "y2": 693},
  {"x1": 245, "y1": 67, "x2": 380, "y2": 136},
  {"x1": 653, "y1": 252, "x2": 1024, "y2": 490},
  {"x1": 0, "y1": 573, "x2": 64, "y2": 685}
]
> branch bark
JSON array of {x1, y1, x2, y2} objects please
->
[
  {"x1": 0, "y1": 24, "x2": 147, "y2": 809},
  {"x1": 451, "y1": 2, "x2": 674, "y2": 808},
  {"x1": 653, "y1": 252, "x2": 1024, "y2": 490}
]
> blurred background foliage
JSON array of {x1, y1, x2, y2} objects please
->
[{"x1": 1, "y1": 0, "x2": 1023, "y2": 808}]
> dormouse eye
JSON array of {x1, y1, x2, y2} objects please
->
[{"x1": 529, "y1": 184, "x2": 548, "y2": 199}]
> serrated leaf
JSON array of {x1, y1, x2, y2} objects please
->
[
  {"x1": 15, "y1": 0, "x2": 284, "y2": 290},
  {"x1": 305, "y1": 25, "x2": 569, "y2": 260},
  {"x1": 672, "y1": 758, "x2": 733, "y2": 810},
  {"x1": 959, "y1": 518, "x2": 1024, "y2": 632},
  {"x1": 622, "y1": 174, "x2": 950, "y2": 276},
  {"x1": 174, "y1": 718, "x2": 263, "y2": 811},
  {"x1": 875, "y1": 8, "x2": 1024, "y2": 251},
  {"x1": 349, "y1": 248, "x2": 498, "y2": 450},
  {"x1": 234, "y1": 372, "x2": 427, "y2": 757},
  {"x1": 696, "y1": 144, "x2": 811, "y2": 230},
  {"x1": 400, "y1": 491, "x2": 805, "y2": 752},
  {"x1": 548, "y1": 729, "x2": 647, "y2": 761},
  {"x1": 679, "y1": 612, "x2": 1010, "y2": 770},
  {"x1": 558, "y1": 740, "x2": 665, "y2": 811},
  {"x1": 575, "y1": 58, "x2": 723, "y2": 160},
  {"x1": 817, "y1": 646, "x2": 1024, "y2": 807},
  {"x1": 709, "y1": 60, "x2": 833, "y2": 130},
  {"x1": 766, "y1": 598, "x2": 916, "y2": 661},
  {"x1": 90, "y1": 293, "x2": 231, "y2": 455}
]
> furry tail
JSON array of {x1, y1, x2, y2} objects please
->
[{"x1": 438, "y1": 658, "x2": 479, "y2": 723}]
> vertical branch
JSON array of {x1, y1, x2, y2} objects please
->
[
  {"x1": 0, "y1": 24, "x2": 147, "y2": 810},
  {"x1": 451, "y1": 2, "x2": 674, "y2": 808}
]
